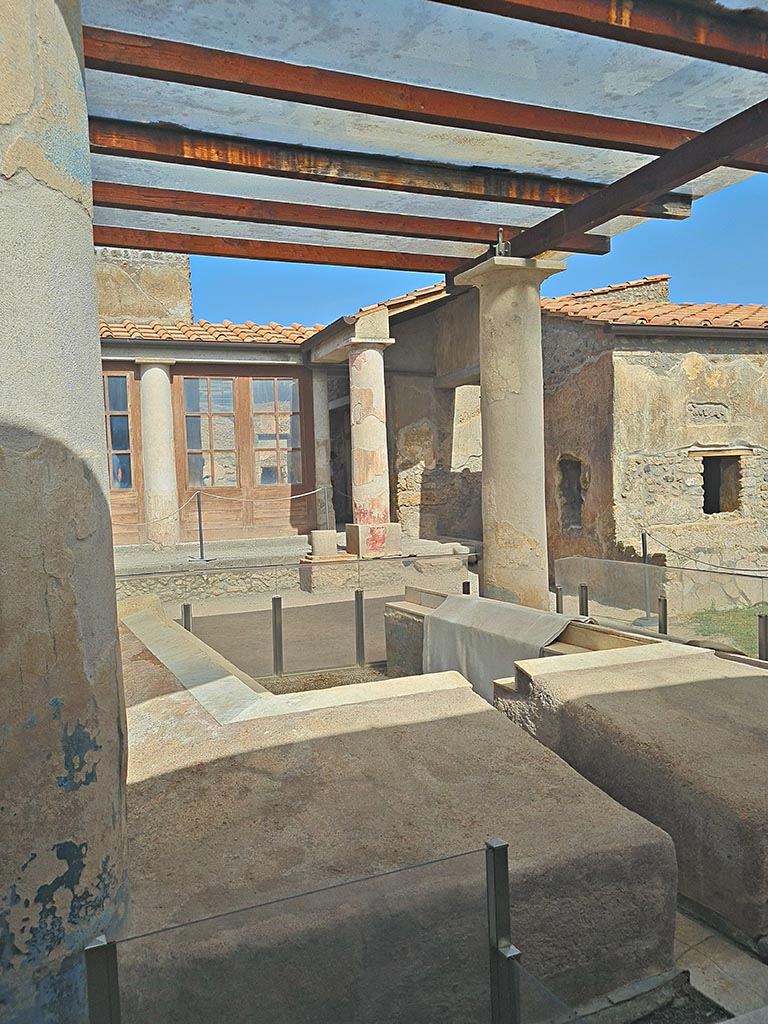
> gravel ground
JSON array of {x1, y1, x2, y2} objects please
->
[
  {"x1": 259, "y1": 663, "x2": 390, "y2": 694},
  {"x1": 637, "y1": 989, "x2": 732, "y2": 1024}
]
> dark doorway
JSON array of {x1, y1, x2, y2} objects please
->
[{"x1": 703, "y1": 455, "x2": 740, "y2": 514}]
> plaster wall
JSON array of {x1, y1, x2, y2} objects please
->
[
  {"x1": 95, "y1": 247, "x2": 192, "y2": 324},
  {"x1": 612, "y1": 343, "x2": 768, "y2": 567},
  {"x1": 0, "y1": 2, "x2": 127, "y2": 1019},
  {"x1": 386, "y1": 297, "x2": 482, "y2": 542}
]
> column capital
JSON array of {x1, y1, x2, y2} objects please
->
[
  {"x1": 454, "y1": 255, "x2": 565, "y2": 289},
  {"x1": 346, "y1": 337, "x2": 396, "y2": 354}
]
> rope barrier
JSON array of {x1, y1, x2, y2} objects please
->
[
  {"x1": 120, "y1": 486, "x2": 326, "y2": 528},
  {"x1": 643, "y1": 529, "x2": 767, "y2": 576}
]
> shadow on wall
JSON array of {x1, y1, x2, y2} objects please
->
[{"x1": 0, "y1": 422, "x2": 128, "y2": 1024}]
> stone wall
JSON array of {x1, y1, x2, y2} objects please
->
[
  {"x1": 612, "y1": 344, "x2": 768, "y2": 568},
  {"x1": 386, "y1": 293, "x2": 482, "y2": 541},
  {"x1": 95, "y1": 247, "x2": 192, "y2": 324}
]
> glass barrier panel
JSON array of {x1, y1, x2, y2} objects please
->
[
  {"x1": 518, "y1": 962, "x2": 582, "y2": 1023},
  {"x1": 114, "y1": 850, "x2": 489, "y2": 1024},
  {"x1": 282, "y1": 562, "x2": 357, "y2": 674}
]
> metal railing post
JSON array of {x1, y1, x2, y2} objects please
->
[
  {"x1": 355, "y1": 588, "x2": 366, "y2": 666},
  {"x1": 85, "y1": 937, "x2": 122, "y2": 1024},
  {"x1": 462, "y1": 580, "x2": 471, "y2": 595},
  {"x1": 578, "y1": 583, "x2": 589, "y2": 617},
  {"x1": 196, "y1": 491, "x2": 205, "y2": 562},
  {"x1": 486, "y1": 840, "x2": 522, "y2": 1024},
  {"x1": 272, "y1": 595, "x2": 284, "y2": 676},
  {"x1": 759, "y1": 614, "x2": 768, "y2": 662},
  {"x1": 181, "y1": 603, "x2": 192, "y2": 632},
  {"x1": 658, "y1": 596, "x2": 668, "y2": 635},
  {"x1": 555, "y1": 586, "x2": 563, "y2": 614}
]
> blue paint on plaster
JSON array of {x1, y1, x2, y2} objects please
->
[
  {"x1": 56, "y1": 723, "x2": 100, "y2": 792},
  {"x1": 22, "y1": 715, "x2": 36, "y2": 730},
  {"x1": 20, "y1": 853, "x2": 36, "y2": 873},
  {"x1": 48, "y1": 698, "x2": 63, "y2": 721}
]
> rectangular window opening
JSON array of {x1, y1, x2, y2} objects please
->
[
  {"x1": 703, "y1": 455, "x2": 740, "y2": 514},
  {"x1": 104, "y1": 373, "x2": 133, "y2": 491}
]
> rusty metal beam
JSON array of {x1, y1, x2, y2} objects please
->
[
  {"x1": 92, "y1": 225, "x2": 473, "y2": 272},
  {"x1": 80, "y1": 26, "x2": 768, "y2": 173},
  {"x1": 503, "y1": 97, "x2": 768, "y2": 259},
  {"x1": 91, "y1": 180, "x2": 611, "y2": 254},
  {"x1": 423, "y1": 0, "x2": 768, "y2": 73},
  {"x1": 88, "y1": 118, "x2": 691, "y2": 220}
]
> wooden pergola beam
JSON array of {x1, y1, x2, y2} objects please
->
[
  {"x1": 88, "y1": 118, "x2": 691, "y2": 220},
  {"x1": 424, "y1": 0, "x2": 768, "y2": 73},
  {"x1": 91, "y1": 180, "x2": 611, "y2": 254},
  {"x1": 504, "y1": 97, "x2": 768, "y2": 259},
  {"x1": 82, "y1": 27, "x2": 768, "y2": 173},
  {"x1": 92, "y1": 225, "x2": 470, "y2": 273}
]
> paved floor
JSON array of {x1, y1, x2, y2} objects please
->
[
  {"x1": 189, "y1": 592, "x2": 401, "y2": 678},
  {"x1": 676, "y1": 912, "x2": 768, "y2": 1017}
]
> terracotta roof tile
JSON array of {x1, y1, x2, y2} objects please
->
[
  {"x1": 98, "y1": 318, "x2": 322, "y2": 345},
  {"x1": 540, "y1": 296, "x2": 768, "y2": 329}
]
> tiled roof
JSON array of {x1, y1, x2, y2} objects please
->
[
  {"x1": 553, "y1": 275, "x2": 670, "y2": 300},
  {"x1": 356, "y1": 282, "x2": 448, "y2": 318},
  {"x1": 98, "y1": 319, "x2": 323, "y2": 344},
  {"x1": 540, "y1": 297, "x2": 768, "y2": 328}
]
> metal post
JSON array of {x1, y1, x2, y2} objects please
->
[
  {"x1": 181, "y1": 602, "x2": 192, "y2": 632},
  {"x1": 323, "y1": 485, "x2": 330, "y2": 531},
  {"x1": 578, "y1": 583, "x2": 589, "y2": 617},
  {"x1": 85, "y1": 937, "x2": 122, "y2": 1024},
  {"x1": 355, "y1": 588, "x2": 366, "y2": 666},
  {"x1": 658, "y1": 596, "x2": 668, "y2": 635},
  {"x1": 486, "y1": 840, "x2": 522, "y2": 1024},
  {"x1": 555, "y1": 586, "x2": 563, "y2": 614},
  {"x1": 462, "y1": 580, "x2": 471, "y2": 595},
  {"x1": 271, "y1": 595, "x2": 284, "y2": 676},
  {"x1": 642, "y1": 530, "x2": 651, "y2": 622},
  {"x1": 759, "y1": 614, "x2": 768, "y2": 662},
  {"x1": 196, "y1": 490, "x2": 205, "y2": 561}
]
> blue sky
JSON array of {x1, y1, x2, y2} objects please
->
[{"x1": 190, "y1": 173, "x2": 768, "y2": 326}]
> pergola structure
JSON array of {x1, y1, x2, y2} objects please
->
[{"x1": 1, "y1": 1, "x2": 767, "y2": 1019}]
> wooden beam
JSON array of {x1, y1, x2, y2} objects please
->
[
  {"x1": 423, "y1": 0, "x2": 768, "y2": 73},
  {"x1": 88, "y1": 118, "x2": 691, "y2": 220},
  {"x1": 80, "y1": 26, "x2": 768, "y2": 173},
  {"x1": 503, "y1": 97, "x2": 768, "y2": 259},
  {"x1": 92, "y1": 225, "x2": 471, "y2": 273},
  {"x1": 91, "y1": 180, "x2": 611, "y2": 254}
]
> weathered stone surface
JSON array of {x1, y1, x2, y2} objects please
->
[
  {"x1": 345, "y1": 521, "x2": 402, "y2": 558},
  {"x1": 119, "y1": 628, "x2": 677, "y2": 1018},
  {"x1": 0, "y1": 5, "x2": 127, "y2": 1018},
  {"x1": 95, "y1": 248, "x2": 192, "y2": 325},
  {"x1": 502, "y1": 644, "x2": 768, "y2": 942}
]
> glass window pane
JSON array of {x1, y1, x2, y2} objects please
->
[
  {"x1": 111, "y1": 453, "x2": 132, "y2": 489},
  {"x1": 254, "y1": 415, "x2": 277, "y2": 446},
  {"x1": 211, "y1": 416, "x2": 235, "y2": 448},
  {"x1": 210, "y1": 378, "x2": 234, "y2": 413},
  {"x1": 188, "y1": 452, "x2": 211, "y2": 488},
  {"x1": 284, "y1": 450, "x2": 303, "y2": 484},
  {"x1": 184, "y1": 378, "x2": 208, "y2": 413},
  {"x1": 213, "y1": 450, "x2": 237, "y2": 487},
  {"x1": 251, "y1": 379, "x2": 275, "y2": 414},
  {"x1": 185, "y1": 415, "x2": 202, "y2": 450},
  {"x1": 107, "y1": 375, "x2": 128, "y2": 412},
  {"x1": 277, "y1": 378, "x2": 300, "y2": 412},
  {"x1": 277, "y1": 414, "x2": 302, "y2": 448},
  {"x1": 109, "y1": 415, "x2": 130, "y2": 451},
  {"x1": 254, "y1": 450, "x2": 278, "y2": 485}
]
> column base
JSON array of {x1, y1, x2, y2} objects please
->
[{"x1": 346, "y1": 522, "x2": 402, "y2": 558}]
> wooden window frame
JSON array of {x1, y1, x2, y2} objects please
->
[{"x1": 104, "y1": 368, "x2": 137, "y2": 492}]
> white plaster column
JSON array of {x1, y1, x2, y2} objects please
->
[
  {"x1": 138, "y1": 360, "x2": 180, "y2": 548},
  {"x1": 346, "y1": 341, "x2": 402, "y2": 556},
  {"x1": 455, "y1": 256, "x2": 565, "y2": 609},
  {"x1": 311, "y1": 368, "x2": 336, "y2": 532},
  {"x1": 0, "y1": 2, "x2": 127, "y2": 1020}
]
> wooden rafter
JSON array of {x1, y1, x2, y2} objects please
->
[
  {"x1": 503, "y1": 97, "x2": 768, "y2": 259},
  {"x1": 92, "y1": 225, "x2": 472, "y2": 272},
  {"x1": 423, "y1": 0, "x2": 768, "y2": 73},
  {"x1": 89, "y1": 118, "x2": 691, "y2": 220},
  {"x1": 91, "y1": 180, "x2": 611, "y2": 254},
  {"x1": 80, "y1": 26, "x2": 768, "y2": 173}
]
